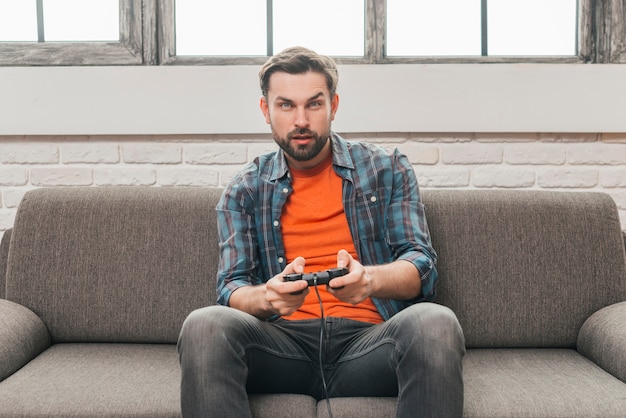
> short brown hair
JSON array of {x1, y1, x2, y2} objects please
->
[{"x1": 258, "y1": 46, "x2": 339, "y2": 99}]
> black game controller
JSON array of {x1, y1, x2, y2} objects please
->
[{"x1": 284, "y1": 267, "x2": 349, "y2": 287}]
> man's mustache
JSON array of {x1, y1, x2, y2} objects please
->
[{"x1": 288, "y1": 129, "x2": 316, "y2": 139}]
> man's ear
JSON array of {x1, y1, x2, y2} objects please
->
[
  {"x1": 260, "y1": 96, "x2": 271, "y2": 124},
  {"x1": 330, "y1": 93, "x2": 339, "y2": 121}
]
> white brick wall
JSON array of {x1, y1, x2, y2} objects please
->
[{"x1": 1, "y1": 133, "x2": 626, "y2": 243}]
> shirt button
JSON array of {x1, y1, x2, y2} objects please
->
[
  {"x1": 370, "y1": 196, "x2": 377, "y2": 203},
  {"x1": 278, "y1": 257, "x2": 284, "y2": 264},
  {"x1": 273, "y1": 220, "x2": 279, "y2": 227},
  {"x1": 283, "y1": 188, "x2": 289, "y2": 193}
]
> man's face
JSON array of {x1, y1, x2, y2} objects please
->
[{"x1": 260, "y1": 71, "x2": 339, "y2": 170}]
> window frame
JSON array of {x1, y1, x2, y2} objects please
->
[
  {"x1": 0, "y1": 0, "x2": 624, "y2": 66},
  {"x1": 578, "y1": 0, "x2": 626, "y2": 63},
  {"x1": 159, "y1": 0, "x2": 625, "y2": 65},
  {"x1": 0, "y1": 0, "x2": 150, "y2": 66}
]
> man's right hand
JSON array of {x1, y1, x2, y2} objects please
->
[
  {"x1": 266, "y1": 257, "x2": 309, "y2": 316},
  {"x1": 228, "y1": 257, "x2": 309, "y2": 319}
]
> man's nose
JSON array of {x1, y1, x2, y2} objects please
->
[{"x1": 294, "y1": 107, "x2": 309, "y2": 127}]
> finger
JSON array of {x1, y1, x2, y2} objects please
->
[{"x1": 287, "y1": 281, "x2": 309, "y2": 296}]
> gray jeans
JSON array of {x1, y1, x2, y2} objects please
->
[{"x1": 177, "y1": 302, "x2": 465, "y2": 418}]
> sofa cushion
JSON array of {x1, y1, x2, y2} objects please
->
[
  {"x1": 249, "y1": 394, "x2": 317, "y2": 418},
  {"x1": 463, "y1": 348, "x2": 626, "y2": 417},
  {"x1": 5, "y1": 187, "x2": 221, "y2": 343},
  {"x1": 318, "y1": 397, "x2": 397, "y2": 418},
  {"x1": 422, "y1": 190, "x2": 626, "y2": 348},
  {"x1": 0, "y1": 343, "x2": 181, "y2": 417}
]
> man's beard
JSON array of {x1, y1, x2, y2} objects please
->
[{"x1": 274, "y1": 127, "x2": 330, "y2": 162}]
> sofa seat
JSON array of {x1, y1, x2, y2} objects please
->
[
  {"x1": 0, "y1": 343, "x2": 181, "y2": 417},
  {"x1": 3, "y1": 345, "x2": 626, "y2": 417},
  {"x1": 463, "y1": 349, "x2": 626, "y2": 417}
]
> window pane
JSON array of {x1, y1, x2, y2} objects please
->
[
  {"x1": 0, "y1": 1, "x2": 38, "y2": 41},
  {"x1": 387, "y1": 0, "x2": 481, "y2": 56},
  {"x1": 488, "y1": 0, "x2": 577, "y2": 55},
  {"x1": 175, "y1": 0, "x2": 267, "y2": 56},
  {"x1": 273, "y1": 0, "x2": 364, "y2": 56},
  {"x1": 44, "y1": 0, "x2": 119, "y2": 42}
]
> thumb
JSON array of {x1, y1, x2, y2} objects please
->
[
  {"x1": 336, "y1": 249, "x2": 352, "y2": 269},
  {"x1": 292, "y1": 256, "x2": 306, "y2": 273}
]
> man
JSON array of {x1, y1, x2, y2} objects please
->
[{"x1": 178, "y1": 46, "x2": 465, "y2": 417}]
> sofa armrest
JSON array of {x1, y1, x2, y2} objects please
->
[
  {"x1": 0, "y1": 299, "x2": 51, "y2": 381},
  {"x1": 578, "y1": 301, "x2": 626, "y2": 383}
]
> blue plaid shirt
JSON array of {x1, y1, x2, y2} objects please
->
[{"x1": 216, "y1": 133, "x2": 437, "y2": 320}]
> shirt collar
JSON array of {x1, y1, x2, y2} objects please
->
[{"x1": 329, "y1": 132, "x2": 355, "y2": 170}]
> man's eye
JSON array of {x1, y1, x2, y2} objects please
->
[
  {"x1": 309, "y1": 102, "x2": 321, "y2": 108},
  {"x1": 279, "y1": 103, "x2": 292, "y2": 109}
]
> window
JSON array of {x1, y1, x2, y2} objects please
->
[
  {"x1": 0, "y1": 0, "x2": 120, "y2": 43},
  {"x1": 386, "y1": 1, "x2": 482, "y2": 56},
  {"x1": 38, "y1": 0, "x2": 119, "y2": 42},
  {"x1": 486, "y1": 0, "x2": 577, "y2": 56},
  {"x1": 0, "y1": 0, "x2": 625, "y2": 66},
  {"x1": 0, "y1": 0, "x2": 145, "y2": 65},
  {"x1": 174, "y1": 0, "x2": 364, "y2": 57},
  {"x1": 0, "y1": 1, "x2": 38, "y2": 42},
  {"x1": 272, "y1": 0, "x2": 364, "y2": 56},
  {"x1": 386, "y1": 0, "x2": 577, "y2": 57},
  {"x1": 161, "y1": 0, "x2": 366, "y2": 65},
  {"x1": 174, "y1": 0, "x2": 267, "y2": 56},
  {"x1": 162, "y1": 0, "x2": 625, "y2": 64}
]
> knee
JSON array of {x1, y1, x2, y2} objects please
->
[
  {"x1": 178, "y1": 305, "x2": 239, "y2": 349},
  {"x1": 401, "y1": 303, "x2": 465, "y2": 354}
]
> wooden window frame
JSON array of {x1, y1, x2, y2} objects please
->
[
  {"x1": 578, "y1": 0, "x2": 626, "y2": 63},
  {"x1": 0, "y1": 0, "x2": 153, "y2": 66},
  {"x1": 0, "y1": 0, "x2": 623, "y2": 66},
  {"x1": 159, "y1": 0, "x2": 626, "y2": 65}
]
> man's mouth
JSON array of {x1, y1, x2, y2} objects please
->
[{"x1": 290, "y1": 133, "x2": 314, "y2": 145}]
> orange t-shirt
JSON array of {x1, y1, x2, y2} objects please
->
[{"x1": 281, "y1": 154, "x2": 384, "y2": 324}]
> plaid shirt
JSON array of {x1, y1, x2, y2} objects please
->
[{"x1": 216, "y1": 133, "x2": 437, "y2": 320}]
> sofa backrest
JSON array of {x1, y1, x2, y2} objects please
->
[
  {"x1": 5, "y1": 187, "x2": 220, "y2": 344},
  {"x1": 423, "y1": 190, "x2": 626, "y2": 348},
  {"x1": 5, "y1": 187, "x2": 626, "y2": 348}
]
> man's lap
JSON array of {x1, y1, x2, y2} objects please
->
[{"x1": 180, "y1": 303, "x2": 460, "y2": 399}]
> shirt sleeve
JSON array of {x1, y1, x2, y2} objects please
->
[
  {"x1": 215, "y1": 178, "x2": 260, "y2": 307},
  {"x1": 387, "y1": 149, "x2": 438, "y2": 302}
]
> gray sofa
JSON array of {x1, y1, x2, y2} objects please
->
[{"x1": 1, "y1": 186, "x2": 626, "y2": 417}]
